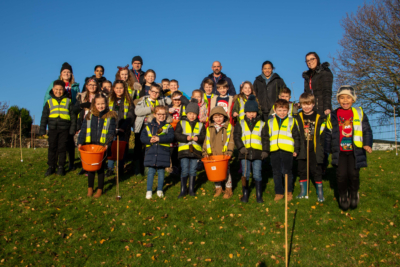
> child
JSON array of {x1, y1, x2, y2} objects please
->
[
  {"x1": 232, "y1": 81, "x2": 261, "y2": 123},
  {"x1": 77, "y1": 94, "x2": 117, "y2": 198},
  {"x1": 141, "y1": 106, "x2": 174, "y2": 199},
  {"x1": 115, "y1": 65, "x2": 139, "y2": 99},
  {"x1": 208, "y1": 80, "x2": 234, "y2": 120},
  {"x1": 168, "y1": 91, "x2": 185, "y2": 174},
  {"x1": 269, "y1": 87, "x2": 298, "y2": 118},
  {"x1": 161, "y1": 78, "x2": 171, "y2": 97},
  {"x1": 267, "y1": 99, "x2": 300, "y2": 201},
  {"x1": 191, "y1": 90, "x2": 208, "y2": 123},
  {"x1": 139, "y1": 69, "x2": 157, "y2": 97},
  {"x1": 39, "y1": 80, "x2": 76, "y2": 176},
  {"x1": 234, "y1": 95, "x2": 268, "y2": 203},
  {"x1": 202, "y1": 106, "x2": 235, "y2": 199},
  {"x1": 101, "y1": 80, "x2": 112, "y2": 97},
  {"x1": 169, "y1": 79, "x2": 189, "y2": 106},
  {"x1": 295, "y1": 93, "x2": 326, "y2": 202},
  {"x1": 202, "y1": 78, "x2": 215, "y2": 106},
  {"x1": 174, "y1": 99, "x2": 206, "y2": 198},
  {"x1": 94, "y1": 65, "x2": 107, "y2": 88},
  {"x1": 325, "y1": 85, "x2": 372, "y2": 210}
]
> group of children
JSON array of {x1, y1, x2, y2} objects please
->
[{"x1": 40, "y1": 64, "x2": 373, "y2": 210}]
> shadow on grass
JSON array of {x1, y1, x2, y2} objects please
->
[{"x1": 288, "y1": 209, "x2": 298, "y2": 266}]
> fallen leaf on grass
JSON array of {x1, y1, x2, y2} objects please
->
[
  {"x1": 229, "y1": 254, "x2": 233, "y2": 258},
  {"x1": 205, "y1": 259, "x2": 212, "y2": 262},
  {"x1": 100, "y1": 239, "x2": 106, "y2": 244},
  {"x1": 125, "y1": 246, "x2": 129, "y2": 251},
  {"x1": 311, "y1": 206, "x2": 316, "y2": 209}
]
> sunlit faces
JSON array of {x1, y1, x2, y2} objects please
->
[
  {"x1": 120, "y1": 69, "x2": 128, "y2": 81},
  {"x1": 242, "y1": 83, "x2": 252, "y2": 96},
  {"x1": 204, "y1": 84, "x2": 213, "y2": 95},
  {"x1": 87, "y1": 81, "x2": 97, "y2": 94},
  {"x1": 162, "y1": 81, "x2": 169, "y2": 90},
  {"x1": 274, "y1": 106, "x2": 289, "y2": 119},
  {"x1": 114, "y1": 83, "x2": 125, "y2": 98},
  {"x1": 132, "y1": 61, "x2": 142, "y2": 71},
  {"x1": 338, "y1": 95, "x2": 354, "y2": 110},
  {"x1": 306, "y1": 54, "x2": 318, "y2": 70},
  {"x1": 61, "y1": 69, "x2": 72, "y2": 82},
  {"x1": 262, "y1": 64, "x2": 273, "y2": 79},
  {"x1": 149, "y1": 87, "x2": 160, "y2": 101},
  {"x1": 279, "y1": 93, "x2": 290, "y2": 102},
  {"x1": 217, "y1": 86, "x2": 228, "y2": 96},
  {"x1": 145, "y1": 72, "x2": 155, "y2": 85},
  {"x1": 172, "y1": 98, "x2": 181, "y2": 107},
  {"x1": 102, "y1": 82, "x2": 112, "y2": 94},
  {"x1": 53, "y1": 85, "x2": 65, "y2": 98},
  {"x1": 212, "y1": 61, "x2": 222, "y2": 75},
  {"x1": 169, "y1": 82, "x2": 179, "y2": 93},
  {"x1": 155, "y1": 110, "x2": 167, "y2": 123},
  {"x1": 245, "y1": 112, "x2": 257, "y2": 120},
  {"x1": 212, "y1": 114, "x2": 224, "y2": 125},
  {"x1": 191, "y1": 92, "x2": 202, "y2": 103},
  {"x1": 186, "y1": 112, "x2": 197, "y2": 122},
  {"x1": 95, "y1": 67, "x2": 104, "y2": 79},
  {"x1": 301, "y1": 102, "x2": 314, "y2": 115},
  {"x1": 95, "y1": 98, "x2": 106, "y2": 112}
]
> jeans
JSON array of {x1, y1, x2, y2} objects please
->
[
  {"x1": 180, "y1": 158, "x2": 198, "y2": 177},
  {"x1": 270, "y1": 150, "x2": 294, "y2": 194},
  {"x1": 147, "y1": 167, "x2": 165, "y2": 191},
  {"x1": 241, "y1": 159, "x2": 262, "y2": 182}
]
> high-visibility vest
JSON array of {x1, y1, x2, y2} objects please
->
[
  {"x1": 145, "y1": 124, "x2": 171, "y2": 147},
  {"x1": 240, "y1": 120, "x2": 265, "y2": 150},
  {"x1": 268, "y1": 117, "x2": 295, "y2": 153},
  {"x1": 182, "y1": 106, "x2": 186, "y2": 117},
  {"x1": 109, "y1": 99, "x2": 129, "y2": 119},
  {"x1": 146, "y1": 98, "x2": 159, "y2": 108},
  {"x1": 48, "y1": 98, "x2": 71, "y2": 120},
  {"x1": 298, "y1": 113, "x2": 324, "y2": 153},
  {"x1": 205, "y1": 123, "x2": 232, "y2": 154},
  {"x1": 85, "y1": 114, "x2": 111, "y2": 144},
  {"x1": 203, "y1": 93, "x2": 214, "y2": 106},
  {"x1": 326, "y1": 107, "x2": 364, "y2": 148},
  {"x1": 178, "y1": 121, "x2": 203, "y2": 152},
  {"x1": 127, "y1": 85, "x2": 132, "y2": 96},
  {"x1": 271, "y1": 103, "x2": 294, "y2": 117},
  {"x1": 238, "y1": 97, "x2": 247, "y2": 121}
]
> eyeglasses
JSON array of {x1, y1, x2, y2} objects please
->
[
  {"x1": 150, "y1": 90, "x2": 160, "y2": 94},
  {"x1": 306, "y1": 58, "x2": 316, "y2": 63},
  {"x1": 156, "y1": 113, "x2": 166, "y2": 116}
]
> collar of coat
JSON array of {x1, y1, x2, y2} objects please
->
[
  {"x1": 208, "y1": 120, "x2": 230, "y2": 129},
  {"x1": 302, "y1": 62, "x2": 330, "y2": 79}
]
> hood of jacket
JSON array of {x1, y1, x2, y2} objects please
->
[
  {"x1": 255, "y1": 72, "x2": 282, "y2": 83},
  {"x1": 207, "y1": 72, "x2": 227, "y2": 79},
  {"x1": 303, "y1": 62, "x2": 330, "y2": 79},
  {"x1": 209, "y1": 106, "x2": 229, "y2": 123},
  {"x1": 85, "y1": 109, "x2": 118, "y2": 120}
]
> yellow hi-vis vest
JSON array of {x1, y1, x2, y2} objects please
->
[
  {"x1": 240, "y1": 120, "x2": 265, "y2": 150},
  {"x1": 145, "y1": 98, "x2": 159, "y2": 108},
  {"x1": 203, "y1": 93, "x2": 214, "y2": 106},
  {"x1": 181, "y1": 106, "x2": 187, "y2": 117},
  {"x1": 298, "y1": 113, "x2": 325, "y2": 153},
  {"x1": 238, "y1": 97, "x2": 247, "y2": 121},
  {"x1": 271, "y1": 103, "x2": 294, "y2": 117},
  {"x1": 205, "y1": 123, "x2": 232, "y2": 154},
  {"x1": 85, "y1": 114, "x2": 111, "y2": 144},
  {"x1": 48, "y1": 98, "x2": 71, "y2": 120},
  {"x1": 145, "y1": 124, "x2": 171, "y2": 147},
  {"x1": 326, "y1": 107, "x2": 364, "y2": 148},
  {"x1": 268, "y1": 117, "x2": 295, "y2": 153},
  {"x1": 178, "y1": 121, "x2": 203, "y2": 152},
  {"x1": 109, "y1": 99, "x2": 129, "y2": 119}
]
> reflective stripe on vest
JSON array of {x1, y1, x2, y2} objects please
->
[
  {"x1": 146, "y1": 124, "x2": 170, "y2": 147},
  {"x1": 85, "y1": 114, "x2": 111, "y2": 144},
  {"x1": 109, "y1": 99, "x2": 129, "y2": 119},
  {"x1": 205, "y1": 123, "x2": 232, "y2": 154},
  {"x1": 240, "y1": 120, "x2": 264, "y2": 150},
  {"x1": 146, "y1": 98, "x2": 159, "y2": 108},
  {"x1": 352, "y1": 107, "x2": 363, "y2": 148},
  {"x1": 178, "y1": 121, "x2": 203, "y2": 152},
  {"x1": 203, "y1": 93, "x2": 214, "y2": 105},
  {"x1": 182, "y1": 106, "x2": 186, "y2": 117},
  {"x1": 238, "y1": 98, "x2": 247, "y2": 121},
  {"x1": 48, "y1": 98, "x2": 71, "y2": 120},
  {"x1": 268, "y1": 117, "x2": 295, "y2": 153}
]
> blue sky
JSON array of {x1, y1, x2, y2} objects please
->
[{"x1": 0, "y1": 0, "x2": 366, "y2": 124}]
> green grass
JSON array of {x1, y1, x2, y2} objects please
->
[{"x1": 0, "y1": 148, "x2": 399, "y2": 266}]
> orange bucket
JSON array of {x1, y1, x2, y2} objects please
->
[
  {"x1": 79, "y1": 145, "x2": 107, "y2": 172},
  {"x1": 107, "y1": 141, "x2": 127, "y2": 160},
  {"x1": 201, "y1": 155, "x2": 230, "y2": 182}
]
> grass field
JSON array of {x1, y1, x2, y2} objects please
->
[{"x1": 0, "y1": 148, "x2": 399, "y2": 266}]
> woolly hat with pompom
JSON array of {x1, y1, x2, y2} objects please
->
[
  {"x1": 186, "y1": 98, "x2": 199, "y2": 115},
  {"x1": 244, "y1": 95, "x2": 258, "y2": 112}
]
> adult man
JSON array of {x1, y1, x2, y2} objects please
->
[
  {"x1": 130, "y1": 56, "x2": 145, "y2": 84},
  {"x1": 200, "y1": 61, "x2": 236, "y2": 96}
]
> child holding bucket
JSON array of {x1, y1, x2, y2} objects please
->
[
  {"x1": 78, "y1": 94, "x2": 117, "y2": 198},
  {"x1": 202, "y1": 106, "x2": 235, "y2": 199},
  {"x1": 141, "y1": 106, "x2": 174, "y2": 199}
]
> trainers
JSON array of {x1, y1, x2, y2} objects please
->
[
  {"x1": 157, "y1": 191, "x2": 164, "y2": 198},
  {"x1": 57, "y1": 167, "x2": 66, "y2": 176},
  {"x1": 146, "y1": 191, "x2": 152, "y2": 199}
]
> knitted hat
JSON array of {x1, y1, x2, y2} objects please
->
[
  {"x1": 60, "y1": 62, "x2": 73, "y2": 73},
  {"x1": 336, "y1": 85, "x2": 357, "y2": 102},
  {"x1": 131, "y1": 56, "x2": 143, "y2": 65},
  {"x1": 244, "y1": 95, "x2": 259, "y2": 112},
  {"x1": 186, "y1": 99, "x2": 199, "y2": 115}
]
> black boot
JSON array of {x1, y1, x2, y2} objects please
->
[
  {"x1": 78, "y1": 168, "x2": 86, "y2": 175},
  {"x1": 255, "y1": 180, "x2": 264, "y2": 203},
  {"x1": 69, "y1": 162, "x2": 76, "y2": 171},
  {"x1": 178, "y1": 176, "x2": 188, "y2": 198},
  {"x1": 189, "y1": 176, "x2": 196, "y2": 196},
  {"x1": 240, "y1": 177, "x2": 249, "y2": 203},
  {"x1": 339, "y1": 195, "x2": 350, "y2": 211},
  {"x1": 350, "y1": 191, "x2": 359, "y2": 209},
  {"x1": 105, "y1": 168, "x2": 114, "y2": 177},
  {"x1": 57, "y1": 166, "x2": 66, "y2": 176},
  {"x1": 44, "y1": 167, "x2": 55, "y2": 177}
]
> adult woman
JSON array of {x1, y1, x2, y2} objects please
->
[
  {"x1": 253, "y1": 61, "x2": 286, "y2": 121},
  {"x1": 94, "y1": 65, "x2": 107, "y2": 88},
  {"x1": 302, "y1": 52, "x2": 333, "y2": 116}
]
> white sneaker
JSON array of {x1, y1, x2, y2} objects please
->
[
  {"x1": 146, "y1": 191, "x2": 152, "y2": 199},
  {"x1": 157, "y1": 190, "x2": 164, "y2": 198}
]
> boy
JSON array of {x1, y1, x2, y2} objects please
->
[
  {"x1": 234, "y1": 95, "x2": 268, "y2": 203},
  {"x1": 269, "y1": 87, "x2": 298, "y2": 118},
  {"x1": 174, "y1": 99, "x2": 206, "y2": 198},
  {"x1": 161, "y1": 78, "x2": 171, "y2": 98},
  {"x1": 267, "y1": 99, "x2": 300, "y2": 201},
  {"x1": 295, "y1": 93, "x2": 325, "y2": 202},
  {"x1": 202, "y1": 78, "x2": 215, "y2": 106},
  {"x1": 209, "y1": 80, "x2": 234, "y2": 119},
  {"x1": 325, "y1": 85, "x2": 372, "y2": 210},
  {"x1": 101, "y1": 80, "x2": 112, "y2": 96},
  {"x1": 169, "y1": 79, "x2": 189, "y2": 105},
  {"x1": 202, "y1": 106, "x2": 235, "y2": 199},
  {"x1": 39, "y1": 80, "x2": 76, "y2": 177}
]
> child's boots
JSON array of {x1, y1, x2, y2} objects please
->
[
  {"x1": 214, "y1": 183, "x2": 223, "y2": 197},
  {"x1": 93, "y1": 189, "x2": 102, "y2": 198},
  {"x1": 350, "y1": 191, "x2": 359, "y2": 209},
  {"x1": 87, "y1": 187, "x2": 93, "y2": 197},
  {"x1": 339, "y1": 195, "x2": 350, "y2": 211},
  {"x1": 57, "y1": 166, "x2": 66, "y2": 176},
  {"x1": 178, "y1": 176, "x2": 188, "y2": 198},
  {"x1": 316, "y1": 183, "x2": 325, "y2": 202},
  {"x1": 255, "y1": 180, "x2": 264, "y2": 203},
  {"x1": 45, "y1": 166, "x2": 55, "y2": 177},
  {"x1": 296, "y1": 181, "x2": 307, "y2": 199},
  {"x1": 240, "y1": 177, "x2": 249, "y2": 203},
  {"x1": 189, "y1": 176, "x2": 196, "y2": 196},
  {"x1": 223, "y1": 188, "x2": 233, "y2": 199}
]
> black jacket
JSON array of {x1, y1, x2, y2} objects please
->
[
  {"x1": 324, "y1": 108, "x2": 373, "y2": 169},
  {"x1": 303, "y1": 62, "x2": 333, "y2": 115},
  {"x1": 77, "y1": 110, "x2": 117, "y2": 146},
  {"x1": 253, "y1": 73, "x2": 286, "y2": 116},
  {"x1": 265, "y1": 116, "x2": 301, "y2": 154},
  {"x1": 39, "y1": 90, "x2": 76, "y2": 135},
  {"x1": 200, "y1": 72, "x2": 236, "y2": 96},
  {"x1": 131, "y1": 69, "x2": 145, "y2": 84},
  {"x1": 174, "y1": 119, "x2": 206, "y2": 159},
  {"x1": 234, "y1": 115, "x2": 269, "y2": 160},
  {"x1": 295, "y1": 111, "x2": 325, "y2": 163},
  {"x1": 111, "y1": 97, "x2": 135, "y2": 142}
]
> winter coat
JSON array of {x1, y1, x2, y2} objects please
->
[
  {"x1": 303, "y1": 62, "x2": 333, "y2": 115},
  {"x1": 265, "y1": 116, "x2": 301, "y2": 154},
  {"x1": 231, "y1": 94, "x2": 262, "y2": 123},
  {"x1": 140, "y1": 116, "x2": 175, "y2": 168},
  {"x1": 253, "y1": 73, "x2": 286, "y2": 117},
  {"x1": 77, "y1": 110, "x2": 117, "y2": 146},
  {"x1": 43, "y1": 80, "x2": 80, "y2": 106},
  {"x1": 110, "y1": 97, "x2": 135, "y2": 142},
  {"x1": 134, "y1": 96, "x2": 172, "y2": 133},
  {"x1": 39, "y1": 90, "x2": 77, "y2": 135},
  {"x1": 199, "y1": 72, "x2": 236, "y2": 96},
  {"x1": 295, "y1": 111, "x2": 325, "y2": 163},
  {"x1": 73, "y1": 91, "x2": 96, "y2": 131},
  {"x1": 324, "y1": 108, "x2": 373, "y2": 169},
  {"x1": 202, "y1": 106, "x2": 235, "y2": 157},
  {"x1": 234, "y1": 115, "x2": 268, "y2": 160},
  {"x1": 130, "y1": 69, "x2": 145, "y2": 84},
  {"x1": 174, "y1": 118, "x2": 206, "y2": 159}
]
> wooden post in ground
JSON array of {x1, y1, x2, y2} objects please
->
[
  {"x1": 285, "y1": 174, "x2": 288, "y2": 267},
  {"x1": 20, "y1": 117, "x2": 23, "y2": 162}
]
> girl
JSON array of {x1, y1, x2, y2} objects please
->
[
  {"x1": 168, "y1": 91, "x2": 185, "y2": 174},
  {"x1": 106, "y1": 80, "x2": 135, "y2": 176},
  {"x1": 232, "y1": 81, "x2": 260, "y2": 124},
  {"x1": 115, "y1": 65, "x2": 139, "y2": 99},
  {"x1": 139, "y1": 69, "x2": 157, "y2": 97},
  {"x1": 140, "y1": 106, "x2": 174, "y2": 199},
  {"x1": 77, "y1": 94, "x2": 117, "y2": 198},
  {"x1": 191, "y1": 90, "x2": 208, "y2": 123}
]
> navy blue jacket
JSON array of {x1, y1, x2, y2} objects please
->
[
  {"x1": 200, "y1": 72, "x2": 236, "y2": 96},
  {"x1": 324, "y1": 108, "x2": 373, "y2": 169},
  {"x1": 77, "y1": 110, "x2": 117, "y2": 146},
  {"x1": 140, "y1": 118, "x2": 175, "y2": 168}
]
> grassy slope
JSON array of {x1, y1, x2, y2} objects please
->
[{"x1": 0, "y1": 148, "x2": 399, "y2": 266}]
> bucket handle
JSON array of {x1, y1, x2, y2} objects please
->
[{"x1": 78, "y1": 149, "x2": 108, "y2": 166}]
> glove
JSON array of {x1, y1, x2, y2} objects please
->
[
  {"x1": 80, "y1": 102, "x2": 91, "y2": 109},
  {"x1": 239, "y1": 147, "x2": 248, "y2": 155},
  {"x1": 261, "y1": 152, "x2": 269, "y2": 160},
  {"x1": 169, "y1": 107, "x2": 176, "y2": 114},
  {"x1": 133, "y1": 82, "x2": 142, "y2": 90}
]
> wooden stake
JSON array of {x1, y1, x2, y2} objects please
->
[
  {"x1": 285, "y1": 174, "x2": 288, "y2": 267},
  {"x1": 306, "y1": 131, "x2": 310, "y2": 199},
  {"x1": 20, "y1": 118, "x2": 23, "y2": 162},
  {"x1": 116, "y1": 135, "x2": 121, "y2": 200},
  {"x1": 394, "y1": 105, "x2": 398, "y2": 156}
]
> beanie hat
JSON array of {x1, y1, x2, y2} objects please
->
[
  {"x1": 336, "y1": 85, "x2": 357, "y2": 102},
  {"x1": 244, "y1": 95, "x2": 259, "y2": 112},
  {"x1": 186, "y1": 99, "x2": 199, "y2": 115},
  {"x1": 131, "y1": 56, "x2": 143, "y2": 65},
  {"x1": 60, "y1": 62, "x2": 73, "y2": 73}
]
